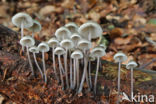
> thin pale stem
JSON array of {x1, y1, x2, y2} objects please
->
[
  {"x1": 52, "y1": 48, "x2": 59, "y2": 82},
  {"x1": 26, "y1": 46, "x2": 34, "y2": 75},
  {"x1": 42, "y1": 52, "x2": 47, "y2": 84},
  {"x1": 94, "y1": 57, "x2": 100, "y2": 94},
  {"x1": 58, "y1": 55, "x2": 64, "y2": 90},
  {"x1": 21, "y1": 22, "x2": 24, "y2": 51},
  {"x1": 89, "y1": 61, "x2": 92, "y2": 89},
  {"x1": 131, "y1": 67, "x2": 133, "y2": 100},
  {"x1": 76, "y1": 59, "x2": 79, "y2": 90},
  {"x1": 73, "y1": 59, "x2": 76, "y2": 89},
  {"x1": 85, "y1": 68, "x2": 90, "y2": 90},
  {"x1": 70, "y1": 55, "x2": 73, "y2": 89},
  {"x1": 33, "y1": 52, "x2": 43, "y2": 78},
  {"x1": 117, "y1": 62, "x2": 121, "y2": 104},
  {"x1": 64, "y1": 49, "x2": 69, "y2": 89},
  {"x1": 32, "y1": 32, "x2": 34, "y2": 38}
]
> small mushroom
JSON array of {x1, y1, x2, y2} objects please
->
[
  {"x1": 70, "y1": 33, "x2": 81, "y2": 48},
  {"x1": 113, "y1": 52, "x2": 127, "y2": 104},
  {"x1": 29, "y1": 46, "x2": 43, "y2": 79},
  {"x1": 38, "y1": 42, "x2": 50, "y2": 84},
  {"x1": 54, "y1": 47, "x2": 66, "y2": 90},
  {"x1": 65, "y1": 22, "x2": 78, "y2": 33},
  {"x1": 78, "y1": 21, "x2": 102, "y2": 41},
  {"x1": 71, "y1": 49, "x2": 83, "y2": 90},
  {"x1": 55, "y1": 26, "x2": 71, "y2": 41},
  {"x1": 126, "y1": 60, "x2": 137, "y2": 100},
  {"x1": 20, "y1": 36, "x2": 35, "y2": 75},
  {"x1": 60, "y1": 39, "x2": 74, "y2": 89},
  {"x1": 27, "y1": 20, "x2": 42, "y2": 38},
  {"x1": 47, "y1": 37, "x2": 59, "y2": 82},
  {"x1": 90, "y1": 46, "x2": 106, "y2": 94}
]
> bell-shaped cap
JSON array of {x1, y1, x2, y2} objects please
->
[
  {"x1": 126, "y1": 60, "x2": 138, "y2": 69},
  {"x1": 47, "y1": 37, "x2": 59, "y2": 48},
  {"x1": 113, "y1": 52, "x2": 127, "y2": 63},
  {"x1": 70, "y1": 33, "x2": 81, "y2": 42},
  {"x1": 55, "y1": 26, "x2": 71, "y2": 41},
  {"x1": 29, "y1": 46, "x2": 39, "y2": 53},
  {"x1": 99, "y1": 44, "x2": 107, "y2": 50},
  {"x1": 65, "y1": 22, "x2": 78, "y2": 33},
  {"x1": 60, "y1": 39, "x2": 74, "y2": 49},
  {"x1": 27, "y1": 20, "x2": 41, "y2": 32},
  {"x1": 12, "y1": 12, "x2": 33, "y2": 28},
  {"x1": 38, "y1": 42, "x2": 49, "y2": 52},
  {"x1": 71, "y1": 50, "x2": 83, "y2": 59},
  {"x1": 90, "y1": 46, "x2": 106, "y2": 58},
  {"x1": 20, "y1": 36, "x2": 35, "y2": 47},
  {"x1": 77, "y1": 39, "x2": 91, "y2": 50},
  {"x1": 54, "y1": 47, "x2": 65, "y2": 55},
  {"x1": 78, "y1": 21, "x2": 103, "y2": 40}
]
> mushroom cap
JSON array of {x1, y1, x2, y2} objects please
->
[
  {"x1": 113, "y1": 52, "x2": 127, "y2": 63},
  {"x1": 29, "y1": 46, "x2": 39, "y2": 53},
  {"x1": 60, "y1": 39, "x2": 74, "y2": 49},
  {"x1": 78, "y1": 21, "x2": 103, "y2": 40},
  {"x1": 54, "y1": 47, "x2": 65, "y2": 55},
  {"x1": 27, "y1": 20, "x2": 41, "y2": 32},
  {"x1": 77, "y1": 39, "x2": 91, "y2": 50},
  {"x1": 70, "y1": 33, "x2": 81, "y2": 42},
  {"x1": 47, "y1": 37, "x2": 59, "y2": 48},
  {"x1": 126, "y1": 61, "x2": 138, "y2": 69},
  {"x1": 99, "y1": 44, "x2": 107, "y2": 50},
  {"x1": 65, "y1": 22, "x2": 78, "y2": 33},
  {"x1": 71, "y1": 50, "x2": 83, "y2": 59},
  {"x1": 55, "y1": 26, "x2": 71, "y2": 41},
  {"x1": 90, "y1": 47, "x2": 106, "y2": 58},
  {"x1": 38, "y1": 42, "x2": 49, "y2": 52},
  {"x1": 12, "y1": 12, "x2": 33, "y2": 28},
  {"x1": 20, "y1": 36, "x2": 35, "y2": 47}
]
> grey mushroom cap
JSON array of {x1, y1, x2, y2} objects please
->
[
  {"x1": 54, "y1": 47, "x2": 65, "y2": 55},
  {"x1": 90, "y1": 47, "x2": 106, "y2": 58},
  {"x1": 71, "y1": 50, "x2": 83, "y2": 59},
  {"x1": 113, "y1": 52, "x2": 127, "y2": 63},
  {"x1": 38, "y1": 42, "x2": 50, "y2": 52},
  {"x1": 29, "y1": 46, "x2": 39, "y2": 53},
  {"x1": 70, "y1": 33, "x2": 81, "y2": 42},
  {"x1": 20, "y1": 36, "x2": 35, "y2": 47},
  {"x1": 65, "y1": 22, "x2": 78, "y2": 33},
  {"x1": 47, "y1": 37, "x2": 59, "y2": 48},
  {"x1": 55, "y1": 26, "x2": 71, "y2": 41},
  {"x1": 126, "y1": 61, "x2": 138, "y2": 69},
  {"x1": 78, "y1": 21, "x2": 103, "y2": 40},
  {"x1": 27, "y1": 20, "x2": 42, "y2": 32},
  {"x1": 12, "y1": 12, "x2": 33, "y2": 28},
  {"x1": 60, "y1": 39, "x2": 74, "y2": 49},
  {"x1": 77, "y1": 39, "x2": 91, "y2": 50}
]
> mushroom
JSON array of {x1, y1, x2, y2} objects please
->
[
  {"x1": 90, "y1": 46, "x2": 106, "y2": 94},
  {"x1": 54, "y1": 47, "x2": 66, "y2": 90},
  {"x1": 70, "y1": 33, "x2": 81, "y2": 48},
  {"x1": 77, "y1": 39, "x2": 91, "y2": 93},
  {"x1": 78, "y1": 21, "x2": 103, "y2": 41},
  {"x1": 60, "y1": 39, "x2": 74, "y2": 89},
  {"x1": 38, "y1": 42, "x2": 50, "y2": 84},
  {"x1": 29, "y1": 46, "x2": 43, "y2": 79},
  {"x1": 12, "y1": 12, "x2": 33, "y2": 38},
  {"x1": 113, "y1": 52, "x2": 127, "y2": 104},
  {"x1": 71, "y1": 49, "x2": 83, "y2": 90},
  {"x1": 126, "y1": 60, "x2": 137, "y2": 100},
  {"x1": 55, "y1": 26, "x2": 71, "y2": 41},
  {"x1": 65, "y1": 22, "x2": 78, "y2": 33},
  {"x1": 20, "y1": 36, "x2": 35, "y2": 75},
  {"x1": 47, "y1": 37, "x2": 59, "y2": 82},
  {"x1": 27, "y1": 20, "x2": 42, "y2": 38}
]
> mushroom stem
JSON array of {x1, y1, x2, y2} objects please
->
[
  {"x1": 58, "y1": 55, "x2": 64, "y2": 90},
  {"x1": 131, "y1": 67, "x2": 133, "y2": 100},
  {"x1": 21, "y1": 22, "x2": 24, "y2": 51},
  {"x1": 33, "y1": 52, "x2": 43, "y2": 78},
  {"x1": 117, "y1": 61, "x2": 121, "y2": 104},
  {"x1": 76, "y1": 59, "x2": 79, "y2": 90},
  {"x1": 64, "y1": 49, "x2": 69, "y2": 89},
  {"x1": 26, "y1": 46, "x2": 34, "y2": 75},
  {"x1": 73, "y1": 59, "x2": 76, "y2": 89},
  {"x1": 52, "y1": 48, "x2": 59, "y2": 82},
  {"x1": 89, "y1": 61, "x2": 92, "y2": 89},
  {"x1": 70, "y1": 54, "x2": 73, "y2": 88},
  {"x1": 42, "y1": 52, "x2": 47, "y2": 84},
  {"x1": 78, "y1": 56, "x2": 88, "y2": 93},
  {"x1": 94, "y1": 57, "x2": 100, "y2": 94},
  {"x1": 32, "y1": 32, "x2": 34, "y2": 38}
]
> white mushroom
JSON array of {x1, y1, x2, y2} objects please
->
[
  {"x1": 90, "y1": 46, "x2": 106, "y2": 94},
  {"x1": 29, "y1": 46, "x2": 43, "y2": 79},
  {"x1": 113, "y1": 52, "x2": 127, "y2": 104},
  {"x1": 20, "y1": 36, "x2": 35, "y2": 75},
  {"x1": 38, "y1": 42, "x2": 50, "y2": 84},
  {"x1": 70, "y1": 33, "x2": 81, "y2": 47},
  {"x1": 126, "y1": 60, "x2": 137, "y2": 100},
  {"x1": 54, "y1": 47, "x2": 66, "y2": 90},
  {"x1": 65, "y1": 22, "x2": 78, "y2": 33}
]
